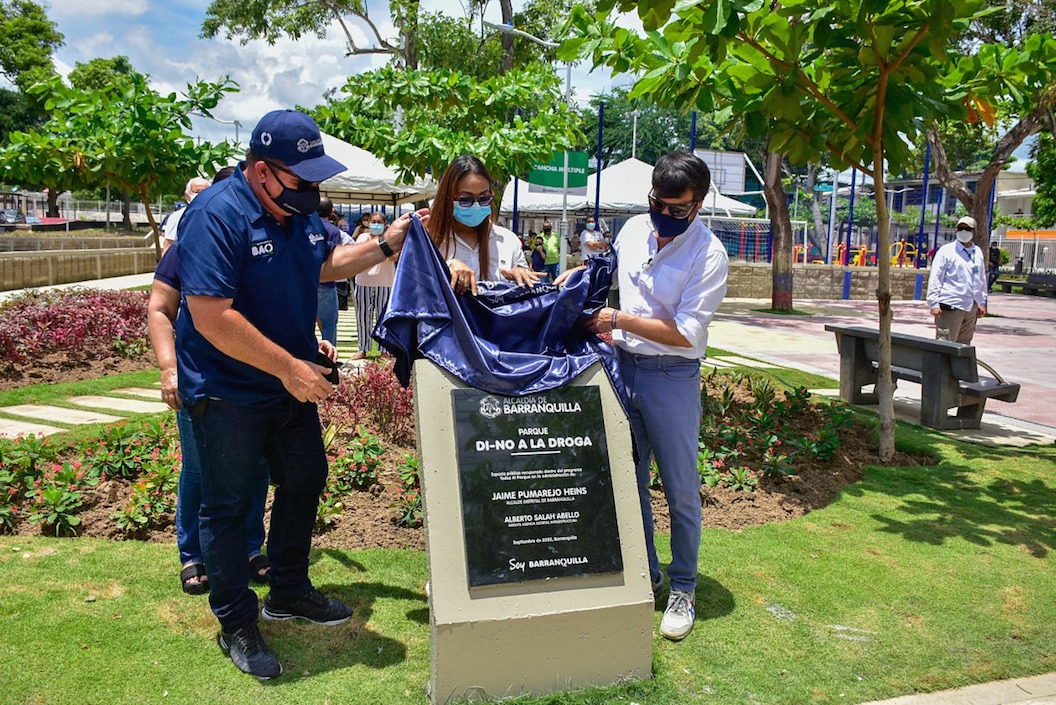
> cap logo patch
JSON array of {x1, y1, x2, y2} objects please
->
[
  {"x1": 260, "y1": 132, "x2": 272, "y2": 147},
  {"x1": 296, "y1": 137, "x2": 322, "y2": 153}
]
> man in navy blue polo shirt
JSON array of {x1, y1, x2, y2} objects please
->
[{"x1": 175, "y1": 109, "x2": 419, "y2": 679}]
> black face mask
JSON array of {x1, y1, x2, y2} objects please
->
[
  {"x1": 542, "y1": 226, "x2": 552, "y2": 233},
  {"x1": 266, "y1": 164, "x2": 320, "y2": 216}
]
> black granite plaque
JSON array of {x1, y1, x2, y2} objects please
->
[{"x1": 452, "y1": 386, "x2": 623, "y2": 588}]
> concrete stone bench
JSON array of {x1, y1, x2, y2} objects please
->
[{"x1": 824, "y1": 324, "x2": 1019, "y2": 430}]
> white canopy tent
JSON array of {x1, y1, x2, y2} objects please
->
[
  {"x1": 317, "y1": 133, "x2": 436, "y2": 206},
  {"x1": 499, "y1": 157, "x2": 756, "y2": 218}
]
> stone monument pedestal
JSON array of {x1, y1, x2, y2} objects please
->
[{"x1": 413, "y1": 360, "x2": 653, "y2": 704}]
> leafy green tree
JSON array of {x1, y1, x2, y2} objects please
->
[
  {"x1": 0, "y1": 88, "x2": 41, "y2": 143},
  {"x1": 0, "y1": 74, "x2": 238, "y2": 255},
  {"x1": 68, "y1": 56, "x2": 138, "y2": 92},
  {"x1": 575, "y1": 87, "x2": 745, "y2": 167},
  {"x1": 68, "y1": 56, "x2": 141, "y2": 228},
  {"x1": 310, "y1": 65, "x2": 580, "y2": 196},
  {"x1": 205, "y1": 0, "x2": 584, "y2": 205},
  {"x1": 202, "y1": 0, "x2": 459, "y2": 70},
  {"x1": 563, "y1": 0, "x2": 1013, "y2": 460},
  {"x1": 925, "y1": 0, "x2": 1056, "y2": 244},
  {"x1": 0, "y1": 0, "x2": 63, "y2": 92},
  {"x1": 1027, "y1": 132, "x2": 1056, "y2": 227}
]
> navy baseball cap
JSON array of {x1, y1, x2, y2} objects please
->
[{"x1": 249, "y1": 109, "x2": 346, "y2": 182}]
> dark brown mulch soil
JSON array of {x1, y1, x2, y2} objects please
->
[
  {"x1": 8, "y1": 357, "x2": 934, "y2": 549},
  {"x1": 0, "y1": 351, "x2": 156, "y2": 391}
]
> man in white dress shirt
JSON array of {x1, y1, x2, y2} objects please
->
[
  {"x1": 927, "y1": 216, "x2": 987, "y2": 344},
  {"x1": 563, "y1": 152, "x2": 729, "y2": 641}
]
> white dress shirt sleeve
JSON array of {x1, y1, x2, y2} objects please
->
[{"x1": 673, "y1": 243, "x2": 729, "y2": 349}]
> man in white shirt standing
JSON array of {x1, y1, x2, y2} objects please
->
[
  {"x1": 560, "y1": 152, "x2": 729, "y2": 641},
  {"x1": 161, "y1": 176, "x2": 212, "y2": 255},
  {"x1": 927, "y1": 216, "x2": 987, "y2": 344}
]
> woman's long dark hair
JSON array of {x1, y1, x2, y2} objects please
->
[{"x1": 427, "y1": 155, "x2": 495, "y2": 276}]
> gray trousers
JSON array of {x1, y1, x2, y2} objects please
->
[{"x1": 935, "y1": 303, "x2": 978, "y2": 344}]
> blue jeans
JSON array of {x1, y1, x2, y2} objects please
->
[
  {"x1": 544, "y1": 263, "x2": 560, "y2": 282},
  {"x1": 316, "y1": 286, "x2": 338, "y2": 345},
  {"x1": 618, "y1": 348, "x2": 702, "y2": 593},
  {"x1": 175, "y1": 410, "x2": 269, "y2": 566},
  {"x1": 191, "y1": 397, "x2": 328, "y2": 630}
]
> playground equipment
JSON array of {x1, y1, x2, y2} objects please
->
[
  {"x1": 850, "y1": 244, "x2": 868, "y2": 266},
  {"x1": 890, "y1": 240, "x2": 917, "y2": 267}
]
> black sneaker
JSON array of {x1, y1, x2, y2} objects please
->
[
  {"x1": 261, "y1": 588, "x2": 352, "y2": 626},
  {"x1": 217, "y1": 623, "x2": 282, "y2": 680},
  {"x1": 651, "y1": 574, "x2": 665, "y2": 603}
]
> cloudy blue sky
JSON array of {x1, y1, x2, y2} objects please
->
[{"x1": 40, "y1": 0, "x2": 626, "y2": 144}]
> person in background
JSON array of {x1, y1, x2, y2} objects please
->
[
  {"x1": 147, "y1": 169, "x2": 274, "y2": 598},
  {"x1": 927, "y1": 215, "x2": 987, "y2": 344},
  {"x1": 426, "y1": 155, "x2": 538, "y2": 296},
  {"x1": 161, "y1": 176, "x2": 212, "y2": 255},
  {"x1": 531, "y1": 235, "x2": 547, "y2": 279},
  {"x1": 541, "y1": 219, "x2": 561, "y2": 283},
  {"x1": 316, "y1": 197, "x2": 352, "y2": 345},
  {"x1": 580, "y1": 215, "x2": 608, "y2": 259},
  {"x1": 352, "y1": 212, "x2": 396, "y2": 360},
  {"x1": 352, "y1": 211, "x2": 371, "y2": 238},
  {"x1": 988, "y1": 242, "x2": 1001, "y2": 292},
  {"x1": 556, "y1": 152, "x2": 729, "y2": 643}
]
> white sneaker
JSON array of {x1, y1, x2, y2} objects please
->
[{"x1": 660, "y1": 589, "x2": 695, "y2": 641}]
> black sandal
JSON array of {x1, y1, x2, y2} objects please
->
[
  {"x1": 249, "y1": 554, "x2": 272, "y2": 585},
  {"x1": 180, "y1": 563, "x2": 209, "y2": 595}
]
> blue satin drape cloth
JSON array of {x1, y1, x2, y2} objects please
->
[{"x1": 373, "y1": 216, "x2": 626, "y2": 407}]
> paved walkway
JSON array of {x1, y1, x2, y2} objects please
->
[
  {"x1": 709, "y1": 293, "x2": 1056, "y2": 446},
  {"x1": 861, "y1": 672, "x2": 1056, "y2": 705}
]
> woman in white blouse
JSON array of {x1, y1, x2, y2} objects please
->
[{"x1": 426, "y1": 155, "x2": 539, "y2": 295}]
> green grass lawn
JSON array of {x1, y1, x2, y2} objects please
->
[
  {"x1": 707, "y1": 347, "x2": 839, "y2": 390},
  {"x1": 1, "y1": 422, "x2": 1053, "y2": 704}
]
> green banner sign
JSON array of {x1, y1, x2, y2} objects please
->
[{"x1": 527, "y1": 151, "x2": 589, "y2": 195}]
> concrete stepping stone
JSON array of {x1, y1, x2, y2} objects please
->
[
  {"x1": 0, "y1": 418, "x2": 65, "y2": 438},
  {"x1": 0, "y1": 404, "x2": 122, "y2": 425},
  {"x1": 711, "y1": 354, "x2": 779, "y2": 369},
  {"x1": 110, "y1": 388, "x2": 163, "y2": 400},
  {"x1": 66, "y1": 396, "x2": 170, "y2": 415}
]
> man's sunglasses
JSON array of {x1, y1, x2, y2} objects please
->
[
  {"x1": 648, "y1": 193, "x2": 698, "y2": 219},
  {"x1": 265, "y1": 161, "x2": 314, "y2": 191},
  {"x1": 455, "y1": 193, "x2": 495, "y2": 208},
  {"x1": 956, "y1": 226, "x2": 974, "y2": 232}
]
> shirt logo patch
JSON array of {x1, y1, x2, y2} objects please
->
[
  {"x1": 252, "y1": 240, "x2": 274, "y2": 257},
  {"x1": 308, "y1": 232, "x2": 325, "y2": 245}
]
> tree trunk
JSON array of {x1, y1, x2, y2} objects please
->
[
  {"x1": 763, "y1": 150, "x2": 794, "y2": 310},
  {"x1": 808, "y1": 163, "x2": 825, "y2": 258},
  {"x1": 46, "y1": 187, "x2": 59, "y2": 218},
  {"x1": 120, "y1": 189, "x2": 132, "y2": 231},
  {"x1": 873, "y1": 154, "x2": 896, "y2": 462},
  {"x1": 394, "y1": 0, "x2": 420, "y2": 69},
  {"x1": 499, "y1": 0, "x2": 514, "y2": 74},
  {"x1": 138, "y1": 184, "x2": 163, "y2": 260}
]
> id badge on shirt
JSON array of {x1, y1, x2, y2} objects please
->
[{"x1": 971, "y1": 264, "x2": 979, "y2": 275}]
